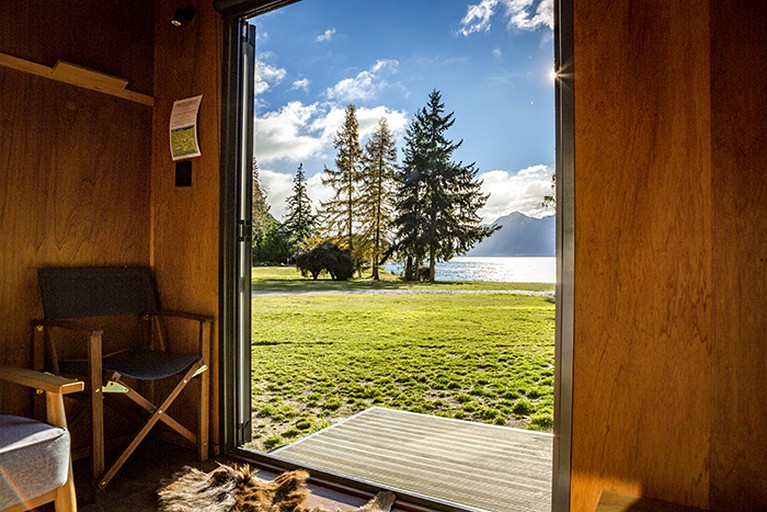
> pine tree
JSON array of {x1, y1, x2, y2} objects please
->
[
  {"x1": 319, "y1": 105, "x2": 362, "y2": 253},
  {"x1": 392, "y1": 90, "x2": 497, "y2": 281},
  {"x1": 251, "y1": 158, "x2": 284, "y2": 264},
  {"x1": 359, "y1": 118, "x2": 398, "y2": 280},
  {"x1": 392, "y1": 111, "x2": 428, "y2": 280},
  {"x1": 283, "y1": 163, "x2": 316, "y2": 251},
  {"x1": 252, "y1": 159, "x2": 277, "y2": 235},
  {"x1": 543, "y1": 172, "x2": 556, "y2": 209}
]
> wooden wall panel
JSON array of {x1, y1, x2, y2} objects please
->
[
  {"x1": 571, "y1": 2, "x2": 712, "y2": 510},
  {"x1": 0, "y1": 68, "x2": 151, "y2": 415},
  {"x1": 710, "y1": 2, "x2": 767, "y2": 509},
  {"x1": 151, "y1": 0, "x2": 222, "y2": 450},
  {"x1": 0, "y1": 0, "x2": 154, "y2": 94}
]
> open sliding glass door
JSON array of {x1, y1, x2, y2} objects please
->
[
  {"x1": 219, "y1": 14, "x2": 255, "y2": 451},
  {"x1": 217, "y1": 2, "x2": 574, "y2": 511},
  {"x1": 236, "y1": 21, "x2": 256, "y2": 446}
]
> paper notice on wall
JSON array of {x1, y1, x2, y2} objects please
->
[{"x1": 169, "y1": 95, "x2": 202, "y2": 160}]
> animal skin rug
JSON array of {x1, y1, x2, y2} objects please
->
[{"x1": 157, "y1": 464, "x2": 396, "y2": 512}]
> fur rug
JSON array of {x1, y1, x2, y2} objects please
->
[{"x1": 157, "y1": 464, "x2": 396, "y2": 512}]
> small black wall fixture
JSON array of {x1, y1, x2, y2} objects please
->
[{"x1": 171, "y1": 5, "x2": 196, "y2": 27}]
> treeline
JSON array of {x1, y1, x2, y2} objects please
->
[{"x1": 252, "y1": 90, "x2": 497, "y2": 281}]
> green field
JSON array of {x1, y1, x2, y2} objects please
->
[
  {"x1": 252, "y1": 265, "x2": 553, "y2": 293},
  {"x1": 248, "y1": 267, "x2": 556, "y2": 452}
]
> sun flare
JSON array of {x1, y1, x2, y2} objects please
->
[{"x1": 549, "y1": 67, "x2": 558, "y2": 82}]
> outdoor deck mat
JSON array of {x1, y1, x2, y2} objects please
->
[{"x1": 273, "y1": 407, "x2": 553, "y2": 512}]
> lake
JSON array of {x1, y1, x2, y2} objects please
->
[{"x1": 384, "y1": 256, "x2": 556, "y2": 283}]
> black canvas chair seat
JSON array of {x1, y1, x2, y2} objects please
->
[
  {"x1": 59, "y1": 350, "x2": 199, "y2": 381},
  {"x1": 33, "y1": 266, "x2": 212, "y2": 491}
]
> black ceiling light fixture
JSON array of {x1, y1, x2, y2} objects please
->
[{"x1": 170, "y1": 5, "x2": 196, "y2": 27}]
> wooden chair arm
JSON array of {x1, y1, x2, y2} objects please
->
[
  {"x1": 149, "y1": 311, "x2": 214, "y2": 324},
  {"x1": 0, "y1": 366, "x2": 84, "y2": 395},
  {"x1": 32, "y1": 319, "x2": 104, "y2": 336}
]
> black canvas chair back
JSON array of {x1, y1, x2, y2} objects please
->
[
  {"x1": 38, "y1": 267, "x2": 158, "y2": 320},
  {"x1": 34, "y1": 266, "x2": 211, "y2": 491}
]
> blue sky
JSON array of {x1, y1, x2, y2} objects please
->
[{"x1": 251, "y1": 0, "x2": 554, "y2": 223}]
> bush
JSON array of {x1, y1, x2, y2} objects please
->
[{"x1": 296, "y1": 242, "x2": 354, "y2": 280}]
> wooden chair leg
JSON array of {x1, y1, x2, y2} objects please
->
[
  {"x1": 46, "y1": 385, "x2": 78, "y2": 512},
  {"x1": 198, "y1": 321, "x2": 211, "y2": 461},
  {"x1": 198, "y1": 368, "x2": 209, "y2": 461},
  {"x1": 122, "y1": 382, "x2": 197, "y2": 444},
  {"x1": 88, "y1": 333, "x2": 104, "y2": 480},
  {"x1": 97, "y1": 361, "x2": 203, "y2": 489},
  {"x1": 53, "y1": 464, "x2": 77, "y2": 512}
]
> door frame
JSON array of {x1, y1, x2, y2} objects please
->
[
  {"x1": 216, "y1": 1, "x2": 575, "y2": 510},
  {"x1": 552, "y1": 0, "x2": 575, "y2": 509}
]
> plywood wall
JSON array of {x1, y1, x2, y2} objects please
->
[
  {"x1": 0, "y1": 2, "x2": 153, "y2": 416},
  {"x1": 709, "y1": 1, "x2": 767, "y2": 508},
  {"x1": 0, "y1": 1, "x2": 154, "y2": 95},
  {"x1": 151, "y1": 0, "x2": 222, "y2": 451},
  {"x1": 571, "y1": 1, "x2": 767, "y2": 510}
]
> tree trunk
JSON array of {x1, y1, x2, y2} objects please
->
[{"x1": 428, "y1": 250, "x2": 436, "y2": 282}]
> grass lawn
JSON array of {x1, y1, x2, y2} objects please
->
[
  {"x1": 248, "y1": 267, "x2": 555, "y2": 452},
  {"x1": 252, "y1": 265, "x2": 554, "y2": 293}
]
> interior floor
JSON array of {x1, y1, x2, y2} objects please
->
[{"x1": 33, "y1": 437, "x2": 408, "y2": 512}]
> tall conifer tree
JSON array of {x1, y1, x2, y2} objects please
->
[
  {"x1": 252, "y1": 158, "x2": 277, "y2": 235},
  {"x1": 359, "y1": 118, "x2": 398, "y2": 280},
  {"x1": 319, "y1": 104, "x2": 362, "y2": 253},
  {"x1": 393, "y1": 90, "x2": 496, "y2": 281},
  {"x1": 283, "y1": 163, "x2": 315, "y2": 250}
]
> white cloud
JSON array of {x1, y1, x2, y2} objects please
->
[
  {"x1": 460, "y1": 0, "x2": 497, "y2": 35},
  {"x1": 478, "y1": 164, "x2": 554, "y2": 223},
  {"x1": 306, "y1": 172, "x2": 335, "y2": 215},
  {"x1": 291, "y1": 78, "x2": 311, "y2": 92},
  {"x1": 260, "y1": 169, "x2": 292, "y2": 221},
  {"x1": 316, "y1": 28, "x2": 336, "y2": 42},
  {"x1": 255, "y1": 60, "x2": 287, "y2": 95},
  {"x1": 255, "y1": 101, "x2": 326, "y2": 163},
  {"x1": 460, "y1": 0, "x2": 553, "y2": 36},
  {"x1": 493, "y1": 47, "x2": 503, "y2": 59},
  {"x1": 311, "y1": 104, "x2": 408, "y2": 141},
  {"x1": 505, "y1": 0, "x2": 553, "y2": 30},
  {"x1": 261, "y1": 168, "x2": 335, "y2": 222},
  {"x1": 326, "y1": 59, "x2": 399, "y2": 103},
  {"x1": 256, "y1": 101, "x2": 408, "y2": 165}
]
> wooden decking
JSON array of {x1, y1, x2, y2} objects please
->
[{"x1": 273, "y1": 407, "x2": 553, "y2": 512}]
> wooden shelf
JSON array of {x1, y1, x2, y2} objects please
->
[{"x1": 0, "y1": 52, "x2": 154, "y2": 106}]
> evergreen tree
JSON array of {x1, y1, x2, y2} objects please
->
[
  {"x1": 251, "y1": 158, "x2": 286, "y2": 264},
  {"x1": 392, "y1": 107, "x2": 429, "y2": 280},
  {"x1": 319, "y1": 105, "x2": 363, "y2": 253},
  {"x1": 283, "y1": 163, "x2": 316, "y2": 251},
  {"x1": 252, "y1": 158, "x2": 278, "y2": 237},
  {"x1": 392, "y1": 90, "x2": 496, "y2": 281},
  {"x1": 543, "y1": 172, "x2": 556, "y2": 209},
  {"x1": 359, "y1": 118, "x2": 398, "y2": 280}
]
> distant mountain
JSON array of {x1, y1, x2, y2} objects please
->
[{"x1": 467, "y1": 212, "x2": 555, "y2": 257}]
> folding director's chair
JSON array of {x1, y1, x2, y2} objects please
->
[{"x1": 33, "y1": 267, "x2": 212, "y2": 490}]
